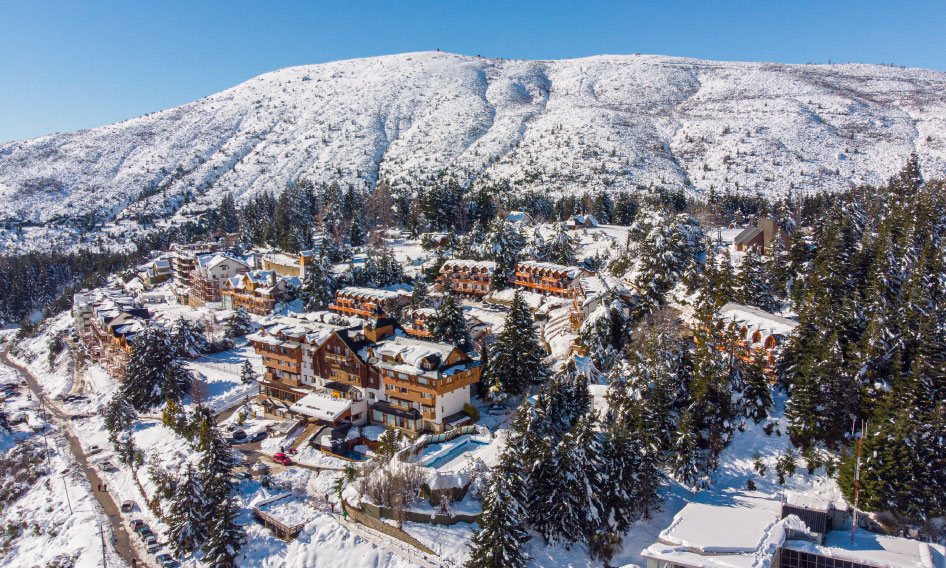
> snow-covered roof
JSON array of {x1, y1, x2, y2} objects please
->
[
  {"x1": 374, "y1": 335, "x2": 453, "y2": 369},
  {"x1": 719, "y1": 302, "x2": 798, "y2": 339},
  {"x1": 569, "y1": 214, "x2": 598, "y2": 226},
  {"x1": 516, "y1": 260, "x2": 583, "y2": 279},
  {"x1": 440, "y1": 259, "x2": 497, "y2": 272},
  {"x1": 196, "y1": 253, "x2": 250, "y2": 270},
  {"x1": 783, "y1": 530, "x2": 946, "y2": 568},
  {"x1": 578, "y1": 274, "x2": 632, "y2": 305},
  {"x1": 247, "y1": 317, "x2": 343, "y2": 348},
  {"x1": 506, "y1": 210, "x2": 532, "y2": 223},
  {"x1": 290, "y1": 392, "x2": 353, "y2": 422},
  {"x1": 337, "y1": 286, "x2": 409, "y2": 301},
  {"x1": 252, "y1": 493, "x2": 318, "y2": 530},
  {"x1": 641, "y1": 492, "x2": 805, "y2": 568},
  {"x1": 658, "y1": 492, "x2": 781, "y2": 554}
]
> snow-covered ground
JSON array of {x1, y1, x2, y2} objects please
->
[{"x1": 0, "y1": 362, "x2": 128, "y2": 568}]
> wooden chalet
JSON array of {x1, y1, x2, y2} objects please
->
[
  {"x1": 513, "y1": 261, "x2": 590, "y2": 298},
  {"x1": 221, "y1": 270, "x2": 299, "y2": 315},
  {"x1": 328, "y1": 286, "x2": 410, "y2": 318},
  {"x1": 437, "y1": 259, "x2": 496, "y2": 297}
]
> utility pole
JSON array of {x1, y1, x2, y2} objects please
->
[
  {"x1": 99, "y1": 524, "x2": 108, "y2": 568},
  {"x1": 62, "y1": 475, "x2": 73, "y2": 514}
]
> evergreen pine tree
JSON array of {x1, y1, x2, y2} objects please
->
[
  {"x1": 483, "y1": 291, "x2": 546, "y2": 400},
  {"x1": 430, "y1": 294, "x2": 471, "y2": 349},
  {"x1": 224, "y1": 306, "x2": 254, "y2": 338},
  {"x1": 487, "y1": 220, "x2": 526, "y2": 290},
  {"x1": 202, "y1": 497, "x2": 247, "y2": 568},
  {"x1": 217, "y1": 192, "x2": 240, "y2": 233},
  {"x1": 240, "y1": 360, "x2": 257, "y2": 384},
  {"x1": 167, "y1": 463, "x2": 209, "y2": 557},
  {"x1": 171, "y1": 316, "x2": 208, "y2": 359},
  {"x1": 300, "y1": 256, "x2": 338, "y2": 311},
  {"x1": 547, "y1": 222, "x2": 577, "y2": 266},
  {"x1": 464, "y1": 460, "x2": 530, "y2": 568},
  {"x1": 104, "y1": 392, "x2": 137, "y2": 438},
  {"x1": 122, "y1": 324, "x2": 192, "y2": 411}
]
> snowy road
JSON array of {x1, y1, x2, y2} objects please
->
[{"x1": 1, "y1": 348, "x2": 143, "y2": 568}]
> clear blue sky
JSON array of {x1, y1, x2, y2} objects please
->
[{"x1": 2, "y1": 0, "x2": 944, "y2": 143}]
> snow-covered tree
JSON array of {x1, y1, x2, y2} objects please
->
[
  {"x1": 224, "y1": 306, "x2": 254, "y2": 339},
  {"x1": 737, "y1": 247, "x2": 777, "y2": 312},
  {"x1": 103, "y1": 392, "x2": 137, "y2": 438},
  {"x1": 167, "y1": 463, "x2": 209, "y2": 557},
  {"x1": 486, "y1": 220, "x2": 526, "y2": 290},
  {"x1": 300, "y1": 255, "x2": 339, "y2": 311},
  {"x1": 171, "y1": 316, "x2": 209, "y2": 359},
  {"x1": 121, "y1": 324, "x2": 193, "y2": 411},
  {"x1": 482, "y1": 291, "x2": 546, "y2": 400},
  {"x1": 240, "y1": 360, "x2": 257, "y2": 384},
  {"x1": 202, "y1": 497, "x2": 246, "y2": 568},
  {"x1": 547, "y1": 222, "x2": 577, "y2": 266},
  {"x1": 429, "y1": 293, "x2": 470, "y2": 349},
  {"x1": 464, "y1": 460, "x2": 530, "y2": 568}
]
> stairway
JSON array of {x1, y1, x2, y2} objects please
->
[{"x1": 290, "y1": 421, "x2": 321, "y2": 451}]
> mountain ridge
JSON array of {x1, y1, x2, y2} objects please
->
[{"x1": 1, "y1": 51, "x2": 944, "y2": 241}]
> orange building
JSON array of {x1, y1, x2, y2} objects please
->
[
  {"x1": 512, "y1": 261, "x2": 590, "y2": 298},
  {"x1": 438, "y1": 259, "x2": 496, "y2": 297}
]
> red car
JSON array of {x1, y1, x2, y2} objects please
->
[{"x1": 272, "y1": 452, "x2": 293, "y2": 466}]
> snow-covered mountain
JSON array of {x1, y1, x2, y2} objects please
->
[{"x1": 2, "y1": 51, "x2": 946, "y2": 231}]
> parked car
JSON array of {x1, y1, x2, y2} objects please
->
[
  {"x1": 97, "y1": 460, "x2": 116, "y2": 472},
  {"x1": 233, "y1": 471, "x2": 253, "y2": 481},
  {"x1": 155, "y1": 553, "x2": 177, "y2": 567},
  {"x1": 247, "y1": 431, "x2": 268, "y2": 443},
  {"x1": 130, "y1": 519, "x2": 145, "y2": 530},
  {"x1": 87, "y1": 445, "x2": 101, "y2": 455},
  {"x1": 121, "y1": 500, "x2": 135, "y2": 513},
  {"x1": 135, "y1": 523, "x2": 150, "y2": 534},
  {"x1": 272, "y1": 452, "x2": 293, "y2": 466},
  {"x1": 145, "y1": 536, "x2": 161, "y2": 552},
  {"x1": 232, "y1": 430, "x2": 247, "y2": 441},
  {"x1": 139, "y1": 528, "x2": 154, "y2": 541}
]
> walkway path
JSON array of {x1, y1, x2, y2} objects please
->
[
  {"x1": 1, "y1": 348, "x2": 144, "y2": 568},
  {"x1": 333, "y1": 513, "x2": 452, "y2": 568}
]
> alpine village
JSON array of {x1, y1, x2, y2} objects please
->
[{"x1": 1, "y1": 53, "x2": 946, "y2": 568}]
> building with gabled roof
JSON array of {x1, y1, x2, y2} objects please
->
[
  {"x1": 189, "y1": 253, "x2": 251, "y2": 305},
  {"x1": 438, "y1": 259, "x2": 496, "y2": 297},
  {"x1": 221, "y1": 270, "x2": 299, "y2": 315},
  {"x1": 506, "y1": 210, "x2": 534, "y2": 225},
  {"x1": 248, "y1": 309, "x2": 480, "y2": 432},
  {"x1": 567, "y1": 214, "x2": 599, "y2": 230},
  {"x1": 513, "y1": 261, "x2": 591, "y2": 298},
  {"x1": 328, "y1": 286, "x2": 411, "y2": 318}
]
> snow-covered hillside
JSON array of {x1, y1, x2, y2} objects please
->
[{"x1": 2, "y1": 51, "x2": 946, "y2": 237}]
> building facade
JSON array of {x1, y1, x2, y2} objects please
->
[
  {"x1": 437, "y1": 259, "x2": 496, "y2": 297},
  {"x1": 221, "y1": 270, "x2": 299, "y2": 315},
  {"x1": 328, "y1": 287, "x2": 411, "y2": 318},
  {"x1": 248, "y1": 315, "x2": 480, "y2": 432},
  {"x1": 513, "y1": 261, "x2": 589, "y2": 298},
  {"x1": 189, "y1": 253, "x2": 251, "y2": 305}
]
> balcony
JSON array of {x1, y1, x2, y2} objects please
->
[
  {"x1": 513, "y1": 280, "x2": 571, "y2": 295},
  {"x1": 404, "y1": 328, "x2": 432, "y2": 337},
  {"x1": 328, "y1": 304, "x2": 373, "y2": 317}
]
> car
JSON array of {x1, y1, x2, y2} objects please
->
[
  {"x1": 232, "y1": 429, "x2": 247, "y2": 441},
  {"x1": 131, "y1": 519, "x2": 145, "y2": 530},
  {"x1": 248, "y1": 431, "x2": 268, "y2": 443},
  {"x1": 155, "y1": 553, "x2": 173, "y2": 563},
  {"x1": 135, "y1": 523, "x2": 150, "y2": 534},
  {"x1": 139, "y1": 528, "x2": 154, "y2": 540},
  {"x1": 272, "y1": 452, "x2": 293, "y2": 466},
  {"x1": 145, "y1": 537, "x2": 161, "y2": 552},
  {"x1": 87, "y1": 445, "x2": 101, "y2": 454},
  {"x1": 121, "y1": 500, "x2": 135, "y2": 513},
  {"x1": 97, "y1": 460, "x2": 115, "y2": 472},
  {"x1": 486, "y1": 404, "x2": 507, "y2": 416}
]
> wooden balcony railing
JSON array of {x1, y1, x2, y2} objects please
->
[{"x1": 328, "y1": 304, "x2": 373, "y2": 317}]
